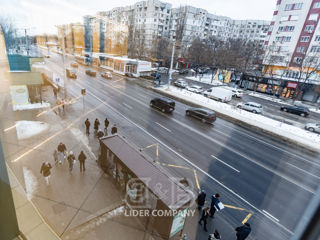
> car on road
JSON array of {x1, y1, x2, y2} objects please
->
[
  {"x1": 66, "y1": 68, "x2": 77, "y2": 79},
  {"x1": 157, "y1": 67, "x2": 168, "y2": 73},
  {"x1": 203, "y1": 87, "x2": 233, "y2": 102},
  {"x1": 186, "y1": 85, "x2": 203, "y2": 94},
  {"x1": 237, "y1": 102, "x2": 263, "y2": 114},
  {"x1": 150, "y1": 97, "x2": 175, "y2": 113},
  {"x1": 280, "y1": 105, "x2": 310, "y2": 117},
  {"x1": 186, "y1": 108, "x2": 216, "y2": 123},
  {"x1": 221, "y1": 86, "x2": 243, "y2": 98},
  {"x1": 101, "y1": 71, "x2": 112, "y2": 79},
  {"x1": 85, "y1": 69, "x2": 97, "y2": 77},
  {"x1": 179, "y1": 69, "x2": 189, "y2": 75},
  {"x1": 174, "y1": 79, "x2": 188, "y2": 88},
  {"x1": 44, "y1": 55, "x2": 50, "y2": 58},
  {"x1": 305, "y1": 123, "x2": 320, "y2": 133},
  {"x1": 70, "y1": 62, "x2": 78, "y2": 68}
]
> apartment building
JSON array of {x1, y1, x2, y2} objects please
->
[{"x1": 264, "y1": 0, "x2": 320, "y2": 102}]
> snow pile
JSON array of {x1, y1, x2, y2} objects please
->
[
  {"x1": 248, "y1": 92, "x2": 290, "y2": 105},
  {"x1": 15, "y1": 121, "x2": 49, "y2": 140},
  {"x1": 186, "y1": 75, "x2": 223, "y2": 86},
  {"x1": 13, "y1": 102, "x2": 50, "y2": 111},
  {"x1": 156, "y1": 86, "x2": 320, "y2": 151}
]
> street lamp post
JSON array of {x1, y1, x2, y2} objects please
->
[{"x1": 168, "y1": 39, "x2": 176, "y2": 88}]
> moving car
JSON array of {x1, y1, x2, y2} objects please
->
[
  {"x1": 150, "y1": 97, "x2": 175, "y2": 113},
  {"x1": 101, "y1": 71, "x2": 112, "y2": 79},
  {"x1": 66, "y1": 68, "x2": 77, "y2": 79},
  {"x1": 186, "y1": 85, "x2": 203, "y2": 94},
  {"x1": 85, "y1": 69, "x2": 96, "y2": 77},
  {"x1": 186, "y1": 108, "x2": 216, "y2": 123},
  {"x1": 174, "y1": 79, "x2": 188, "y2": 88},
  {"x1": 305, "y1": 123, "x2": 320, "y2": 133},
  {"x1": 203, "y1": 87, "x2": 233, "y2": 102},
  {"x1": 280, "y1": 105, "x2": 310, "y2": 117},
  {"x1": 237, "y1": 102, "x2": 263, "y2": 114},
  {"x1": 70, "y1": 62, "x2": 78, "y2": 68}
]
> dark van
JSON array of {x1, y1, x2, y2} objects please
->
[{"x1": 150, "y1": 97, "x2": 175, "y2": 113}]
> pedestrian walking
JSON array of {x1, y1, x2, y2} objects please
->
[
  {"x1": 97, "y1": 129, "x2": 104, "y2": 138},
  {"x1": 85, "y1": 118, "x2": 90, "y2": 135},
  {"x1": 62, "y1": 99, "x2": 65, "y2": 111},
  {"x1": 208, "y1": 230, "x2": 221, "y2": 239},
  {"x1": 67, "y1": 151, "x2": 75, "y2": 172},
  {"x1": 56, "y1": 99, "x2": 61, "y2": 114},
  {"x1": 94, "y1": 118, "x2": 100, "y2": 135},
  {"x1": 111, "y1": 124, "x2": 117, "y2": 135},
  {"x1": 78, "y1": 151, "x2": 87, "y2": 172},
  {"x1": 209, "y1": 193, "x2": 220, "y2": 218},
  {"x1": 104, "y1": 117, "x2": 109, "y2": 129},
  {"x1": 53, "y1": 87, "x2": 57, "y2": 99},
  {"x1": 198, "y1": 207, "x2": 209, "y2": 232},
  {"x1": 235, "y1": 223, "x2": 251, "y2": 240},
  {"x1": 40, "y1": 162, "x2": 52, "y2": 185},
  {"x1": 57, "y1": 142, "x2": 67, "y2": 164},
  {"x1": 53, "y1": 149, "x2": 58, "y2": 165},
  {"x1": 197, "y1": 190, "x2": 206, "y2": 211}
]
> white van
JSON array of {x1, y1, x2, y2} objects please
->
[
  {"x1": 221, "y1": 86, "x2": 243, "y2": 98},
  {"x1": 203, "y1": 87, "x2": 233, "y2": 102}
]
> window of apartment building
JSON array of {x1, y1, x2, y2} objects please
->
[
  {"x1": 285, "y1": 4, "x2": 293, "y2": 10},
  {"x1": 294, "y1": 3, "x2": 303, "y2": 10},
  {"x1": 301, "y1": 36, "x2": 310, "y2": 42},
  {"x1": 310, "y1": 46, "x2": 320, "y2": 52},
  {"x1": 305, "y1": 25, "x2": 315, "y2": 32},
  {"x1": 315, "y1": 35, "x2": 320, "y2": 41},
  {"x1": 309, "y1": 14, "x2": 319, "y2": 21},
  {"x1": 287, "y1": 26, "x2": 295, "y2": 31},
  {"x1": 154, "y1": 19, "x2": 157, "y2": 22},
  {"x1": 278, "y1": 26, "x2": 285, "y2": 31},
  {"x1": 284, "y1": 36, "x2": 291, "y2": 42},
  {"x1": 294, "y1": 57, "x2": 302, "y2": 63},
  {"x1": 313, "y1": 2, "x2": 320, "y2": 8},
  {"x1": 297, "y1": 46, "x2": 306, "y2": 53}
]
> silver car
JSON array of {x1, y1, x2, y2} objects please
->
[
  {"x1": 237, "y1": 102, "x2": 263, "y2": 114},
  {"x1": 305, "y1": 123, "x2": 320, "y2": 133},
  {"x1": 174, "y1": 79, "x2": 188, "y2": 88}
]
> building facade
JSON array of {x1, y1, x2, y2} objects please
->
[{"x1": 264, "y1": 0, "x2": 320, "y2": 102}]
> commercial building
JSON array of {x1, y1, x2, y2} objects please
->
[{"x1": 263, "y1": 0, "x2": 320, "y2": 102}]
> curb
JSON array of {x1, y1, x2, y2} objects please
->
[{"x1": 150, "y1": 87, "x2": 319, "y2": 153}]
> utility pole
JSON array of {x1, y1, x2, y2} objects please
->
[
  {"x1": 59, "y1": 26, "x2": 67, "y2": 99},
  {"x1": 168, "y1": 39, "x2": 175, "y2": 88},
  {"x1": 25, "y1": 29, "x2": 29, "y2": 56}
]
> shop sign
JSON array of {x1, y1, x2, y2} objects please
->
[{"x1": 287, "y1": 82, "x2": 298, "y2": 89}]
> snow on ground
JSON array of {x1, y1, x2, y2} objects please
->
[
  {"x1": 15, "y1": 121, "x2": 50, "y2": 140},
  {"x1": 13, "y1": 102, "x2": 50, "y2": 111},
  {"x1": 156, "y1": 85, "x2": 320, "y2": 151},
  {"x1": 185, "y1": 74, "x2": 224, "y2": 86}
]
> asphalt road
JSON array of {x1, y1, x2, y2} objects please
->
[
  {"x1": 43, "y1": 51, "x2": 320, "y2": 239},
  {"x1": 174, "y1": 75, "x2": 320, "y2": 127}
]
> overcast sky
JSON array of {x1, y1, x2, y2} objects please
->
[{"x1": 0, "y1": 0, "x2": 277, "y2": 35}]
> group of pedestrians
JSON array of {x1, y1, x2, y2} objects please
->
[
  {"x1": 197, "y1": 190, "x2": 251, "y2": 240},
  {"x1": 85, "y1": 117, "x2": 118, "y2": 137},
  {"x1": 40, "y1": 142, "x2": 88, "y2": 185}
]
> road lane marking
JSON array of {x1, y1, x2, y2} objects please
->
[
  {"x1": 287, "y1": 163, "x2": 320, "y2": 179},
  {"x1": 193, "y1": 169, "x2": 201, "y2": 191},
  {"x1": 242, "y1": 213, "x2": 253, "y2": 224},
  {"x1": 74, "y1": 84, "x2": 293, "y2": 235},
  {"x1": 224, "y1": 205, "x2": 245, "y2": 211},
  {"x1": 263, "y1": 210, "x2": 279, "y2": 222},
  {"x1": 155, "y1": 122, "x2": 172, "y2": 132},
  {"x1": 122, "y1": 103, "x2": 133, "y2": 109},
  {"x1": 167, "y1": 164, "x2": 191, "y2": 170},
  {"x1": 211, "y1": 155, "x2": 240, "y2": 173}
]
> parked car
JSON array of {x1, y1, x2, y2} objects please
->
[
  {"x1": 186, "y1": 85, "x2": 203, "y2": 94},
  {"x1": 186, "y1": 108, "x2": 216, "y2": 123},
  {"x1": 174, "y1": 79, "x2": 188, "y2": 88},
  {"x1": 237, "y1": 102, "x2": 263, "y2": 114},
  {"x1": 66, "y1": 68, "x2": 77, "y2": 79},
  {"x1": 179, "y1": 69, "x2": 189, "y2": 75},
  {"x1": 305, "y1": 123, "x2": 320, "y2": 133},
  {"x1": 280, "y1": 105, "x2": 310, "y2": 117},
  {"x1": 158, "y1": 67, "x2": 168, "y2": 73},
  {"x1": 101, "y1": 71, "x2": 112, "y2": 79},
  {"x1": 70, "y1": 62, "x2": 78, "y2": 68},
  {"x1": 125, "y1": 72, "x2": 134, "y2": 77},
  {"x1": 203, "y1": 87, "x2": 233, "y2": 102},
  {"x1": 85, "y1": 69, "x2": 96, "y2": 77},
  {"x1": 150, "y1": 97, "x2": 175, "y2": 113},
  {"x1": 221, "y1": 86, "x2": 243, "y2": 98}
]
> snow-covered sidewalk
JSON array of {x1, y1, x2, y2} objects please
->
[
  {"x1": 13, "y1": 102, "x2": 50, "y2": 111},
  {"x1": 154, "y1": 86, "x2": 320, "y2": 152}
]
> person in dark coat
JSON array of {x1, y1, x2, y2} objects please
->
[
  {"x1": 40, "y1": 162, "x2": 52, "y2": 185},
  {"x1": 94, "y1": 118, "x2": 100, "y2": 134},
  {"x1": 209, "y1": 193, "x2": 220, "y2": 218},
  {"x1": 235, "y1": 223, "x2": 251, "y2": 240},
  {"x1": 197, "y1": 190, "x2": 206, "y2": 211},
  {"x1": 78, "y1": 151, "x2": 87, "y2": 172},
  {"x1": 208, "y1": 230, "x2": 221, "y2": 239},
  {"x1": 198, "y1": 207, "x2": 209, "y2": 232},
  {"x1": 85, "y1": 118, "x2": 90, "y2": 135},
  {"x1": 111, "y1": 124, "x2": 117, "y2": 134},
  {"x1": 104, "y1": 118, "x2": 109, "y2": 129},
  {"x1": 67, "y1": 151, "x2": 75, "y2": 172},
  {"x1": 57, "y1": 142, "x2": 67, "y2": 164}
]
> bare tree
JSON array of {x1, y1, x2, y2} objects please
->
[{"x1": 0, "y1": 16, "x2": 16, "y2": 50}]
